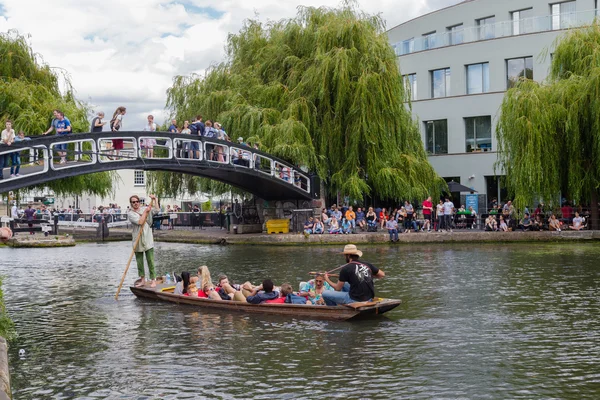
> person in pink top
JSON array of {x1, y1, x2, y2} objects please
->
[{"x1": 422, "y1": 196, "x2": 433, "y2": 232}]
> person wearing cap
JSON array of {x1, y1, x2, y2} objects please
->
[
  {"x1": 128, "y1": 194, "x2": 160, "y2": 287},
  {"x1": 323, "y1": 244, "x2": 385, "y2": 305}
]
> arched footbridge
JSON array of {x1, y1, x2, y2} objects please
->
[{"x1": 0, "y1": 131, "x2": 320, "y2": 200}]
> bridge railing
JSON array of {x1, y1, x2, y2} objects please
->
[{"x1": 0, "y1": 132, "x2": 314, "y2": 197}]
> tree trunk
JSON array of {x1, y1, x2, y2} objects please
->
[{"x1": 591, "y1": 190, "x2": 599, "y2": 230}]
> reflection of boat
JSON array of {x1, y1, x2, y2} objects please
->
[{"x1": 130, "y1": 284, "x2": 402, "y2": 321}]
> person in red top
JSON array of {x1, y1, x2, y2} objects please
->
[
  {"x1": 379, "y1": 208, "x2": 388, "y2": 230},
  {"x1": 422, "y1": 196, "x2": 433, "y2": 232},
  {"x1": 561, "y1": 202, "x2": 573, "y2": 223},
  {"x1": 264, "y1": 283, "x2": 294, "y2": 304}
]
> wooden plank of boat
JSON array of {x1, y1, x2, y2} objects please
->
[{"x1": 129, "y1": 284, "x2": 401, "y2": 321}]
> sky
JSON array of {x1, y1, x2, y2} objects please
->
[{"x1": 0, "y1": 0, "x2": 462, "y2": 129}]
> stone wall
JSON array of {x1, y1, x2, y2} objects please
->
[{"x1": 0, "y1": 338, "x2": 11, "y2": 400}]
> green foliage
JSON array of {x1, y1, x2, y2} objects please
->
[
  {"x1": 154, "y1": 4, "x2": 443, "y2": 201},
  {"x1": 0, "y1": 277, "x2": 15, "y2": 340},
  {"x1": 201, "y1": 200, "x2": 212, "y2": 212},
  {"x1": 497, "y1": 23, "x2": 600, "y2": 210},
  {"x1": 0, "y1": 30, "x2": 114, "y2": 196}
]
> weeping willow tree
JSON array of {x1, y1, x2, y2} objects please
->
[
  {"x1": 497, "y1": 23, "x2": 600, "y2": 228},
  {"x1": 0, "y1": 30, "x2": 114, "y2": 197},
  {"x1": 154, "y1": 3, "x2": 444, "y2": 201}
]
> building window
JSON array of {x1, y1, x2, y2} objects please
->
[
  {"x1": 425, "y1": 120, "x2": 448, "y2": 154},
  {"x1": 401, "y1": 38, "x2": 414, "y2": 55},
  {"x1": 403, "y1": 73, "x2": 417, "y2": 101},
  {"x1": 431, "y1": 68, "x2": 451, "y2": 98},
  {"x1": 465, "y1": 116, "x2": 492, "y2": 152},
  {"x1": 507, "y1": 56, "x2": 533, "y2": 88},
  {"x1": 552, "y1": 1, "x2": 577, "y2": 30},
  {"x1": 511, "y1": 8, "x2": 534, "y2": 35},
  {"x1": 477, "y1": 16, "x2": 496, "y2": 40},
  {"x1": 134, "y1": 170, "x2": 145, "y2": 186},
  {"x1": 448, "y1": 24, "x2": 464, "y2": 45},
  {"x1": 466, "y1": 63, "x2": 490, "y2": 94},
  {"x1": 423, "y1": 32, "x2": 436, "y2": 50}
]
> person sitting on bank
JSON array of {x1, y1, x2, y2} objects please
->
[
  {"x1": 485, "y1": 215, "x2": 498, "y2": 231},
  {"x1": 570, "y1": 212, "x2": 585, "y2": 231},
  {"x1": 345, "y1": 206, "x2": 356, "y2": 233},
  {"x1": 246, "y1": 279, "x2": 280, "y2": 304},
  {"x1": 313, "y1": 218, "x2": 324, "y2": 234},
  {"x1": 366, "y1": 207, "x2": 377, "y2": 230},
  {"x1": 533, "y1": 214, "x2": 545, "y2": 231},
  {"x1": 328, "y1": 217, "x2": 341, "y2": 234},
  {"x1": 386, "y1": 216, "x2": 399, "y2": 242},
  {"x1": 498, "y1": 215, "x2": 508, "y2": 232},
  {"x1": 355, "y1": 207, "x2": 366, "y2": 231},
  {"x1": 303, "y1": 217, "x2": 314, "y2": 235},
  {"x1": 299, "y1": 274, "x2": 333, "y2": 305},
  {"x1": 549, "y1": 214, "x2": 562, "y2": 231},
  {"x1": 341, "y1": 217, "x2": 351, "y2": 234},
  {"x1": 519, "y1": 213, "x2": 533, "y2": 231},
  {"x1": 322, "y1": 244, "x2": 385, "y2": 306}
]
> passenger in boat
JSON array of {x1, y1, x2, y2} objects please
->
[
  {"x1": 264, "y1": 283, "x2": 293, "y2": 304},
  {"x1": 128, "y1": 194, "x2": 160, "y2": 287},
  {"x1": 299, "y1": 274, "x2": 333, "y2": 305},
  {"x1": 174, "y1": 271, "x2": 190, "y2": 295},
  {"x1": 322, "y1": 244, "x2": 385, "y2": 306},
  {"x1": 195, "y1": 265, "x2": 223, "y2": 300},
  {"x1": 245, "y1": 279, "x2": 280, "y2": 304},
  {"x1": 185, "y1": 283, "x2": 199, "y2": 297},
  {"x1": 216, "y1": 274, "x2": 248, "y2": 301}
]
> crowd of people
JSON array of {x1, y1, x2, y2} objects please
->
[
  {"x1": 304, "y1": 198, "x2": 590, "y2": 242},
  {"x1": 129, "y1": 194, "x2": 385, "y2": 305},
  {"x1": 0, "y1": 107, "x2": 252, "y2": 172},
  {"x1": 163, "y1": 244, "x2": 384, "y2": 307}
]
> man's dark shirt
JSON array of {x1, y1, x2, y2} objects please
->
[{"x1": 339, "y1": 260, "x2": 379, "y2": 301}]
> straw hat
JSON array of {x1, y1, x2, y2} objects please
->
[{"x1": 341, "y1": 244, "x2": 362, "y2": 257}]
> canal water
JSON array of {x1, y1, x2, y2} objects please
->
[{"x1": 1, "y1": 242, "x2": 599, "y2": 399}]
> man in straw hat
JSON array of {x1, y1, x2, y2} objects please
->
[{"x1": 323, "y1": 244, "x2": 385, "y2": 306}]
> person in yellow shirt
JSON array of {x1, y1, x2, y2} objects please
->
[{"x1": 345, "y1": 206, "x2": 356, "y2": 233}]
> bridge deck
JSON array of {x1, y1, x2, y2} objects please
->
[{"x1": 0, "y1": 131, "x2": 319, "y2": 200}]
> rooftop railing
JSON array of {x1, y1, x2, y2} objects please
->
[{"x1": 394, "y1": 9, "x2": 598, "y2": 56}]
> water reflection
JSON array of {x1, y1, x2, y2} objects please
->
[{"x1": 1, "y1": 242, "x2": 599, "y2": 398}]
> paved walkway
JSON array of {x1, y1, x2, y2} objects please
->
[
  {"x1": 152, "y1": 227, "x2": 600, "y2": 245},
  {"x1": 52, "y1": 225, "x2": 600, "y2": 245}
]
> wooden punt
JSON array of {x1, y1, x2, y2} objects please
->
[{"x1": 130, "y1": 283, "x2": 401, "y2": 321}]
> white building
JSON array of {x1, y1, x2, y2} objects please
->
[
  {"x1": 387, "y1": 0, "x2": 597, "y2": 203},
  {"x1": 56, "y1": 169, "x2": 150, "y2": 212}
]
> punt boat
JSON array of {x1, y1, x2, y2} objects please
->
[{"x1": 130, "y1": 283, "x2": 401, "y2": 321}]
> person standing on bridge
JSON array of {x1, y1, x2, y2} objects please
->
[
  {"x1": 142, "y1": 115, "x2": 157, "y2": 158},
  {"x1": 128, "y1": 194, "x2": 160, "y2": 288},
  {"x1": 91, "y1": 111, "x2": 106, "y2": 133},
  {"x1": 110, "y1": 106, "x2": 126, "y2": 159},
  {"x1": 1, "y1": 120, "x2": 16, "y2": 179},
  {"x1": 53, "y1": 112, "x2": 72, "y2": 164}
]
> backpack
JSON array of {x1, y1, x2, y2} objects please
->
[{"x1": 189, "y1": 122, "x2": 199, "y2": 135}]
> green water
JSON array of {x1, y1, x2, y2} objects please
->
[{"x1": 2, "y1": 242, "x2": 599, "y2": 399}]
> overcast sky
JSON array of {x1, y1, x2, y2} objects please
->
[{"x1": 0, "y1": 0, "x2": 462, "y2": 130}]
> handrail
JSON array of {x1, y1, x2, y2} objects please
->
[
  {"x1": 0, "y1": 131, "x2": 316, "y2": 198},
  {"x1": 394, "y1": 9, "x2": 598, "y2": 56}
]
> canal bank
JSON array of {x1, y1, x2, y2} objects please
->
[
  {"x1": 50, "y1": 226, "x2": 600, "y2": 245},
  {"x1": 154, "y1": 228, "x2": 600, "y2": 245}
]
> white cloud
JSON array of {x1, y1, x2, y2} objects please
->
[{"x1": 0, "y1": 0, "x2": 461, "y2": 129}]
